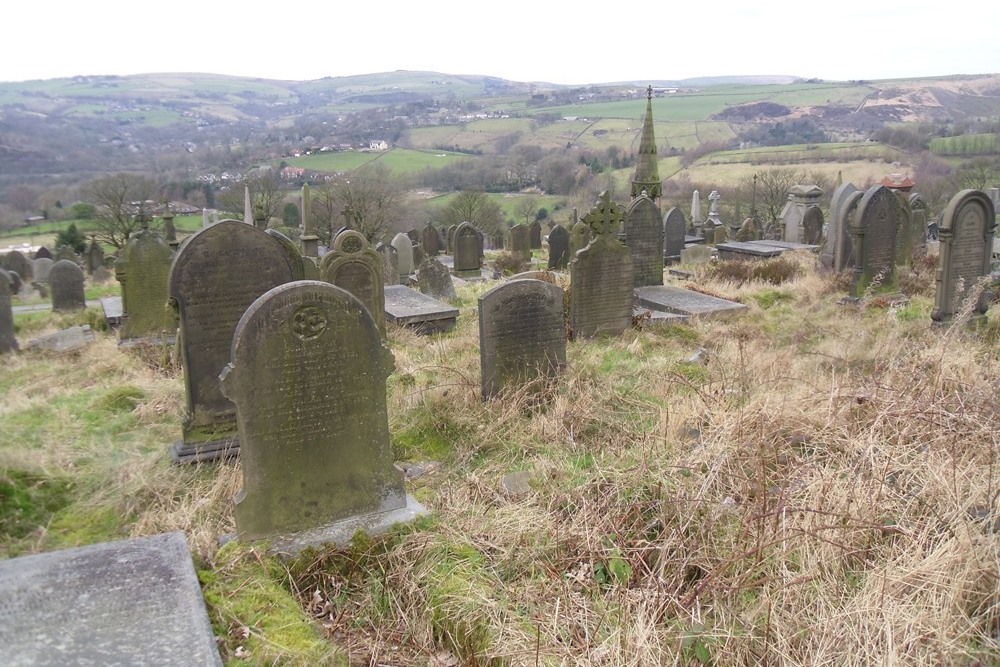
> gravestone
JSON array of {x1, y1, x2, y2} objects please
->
[
  {"x1": 33, "y1": 246, "x2": 52, "y2": 260},
  {"x1": 453, "y1": 222, "x2": 483, "y2": 278},
  {"x1": 32, "y1": 257, "x2": 53, "y2": 284},
  {"x1": 406, "y1": 228, "x2": 420, "y2": 244},
  {"x1": 623, "y1": 193, "x2": 663, "y2": 287},
  {"x1": 931, "y1": 189, "x2": 996, "y2": 325},
  {"x1": 0, "y1": 532, "x2": 222, "y2": 667},
  {"x1": 321, "y1": 230, "x2": 386, "y2": 336},
  {"x1": 49, "y1": 259, "x2": 86, "y2": 312},
  {"x1": 85, "y1": 238, "x2": 105, "y2": 275},
  {"x1": 909, "y1": 192, "x2": 930, "y2": 258},
  {"x1": 1, "y1": 250, "x2": 32, "y2": 282},
  {"x1": 447, "y1": 224, "x2": 458, "y2": 253},
  {"x1": 691, "y1": 190, "x2": 702, "y2": 233},
  {"x1": 114, "y1": 223, "x2": 175, "y2": 345},
  {"x1": 265, "y1": 229, "x2": 307, "y2": 281},
  {"x1": 417, "y1": 256, "x2": 456, "y2": 301},
  {"x1": 479, "y1": 279, "x2": 566, "y2": 400},
  {"x1": 529, "y1": 220, "x2": 542, "y2": 249},
  {"x1": 569, "y1": 191, "x2": 634, "y2": 339},
  {"x1": 716, "y1": 242, "x2": 783, "y2": 261},
  {"x1": 391, "y1": 232, "x2": 414, "y2": 279},
  {"x1": 850, "y1": 185, "x2": 901, "y2": 299},
  {"x1": 384, "y1": 284, "x2": 459, "y2": 334},
  {"x1": 780, "y1": 185, "x2": 824, "y2": 243},
  {"x1": 802, "y1": 206, "x2": 824, "y2": 245},
  {"x1": 422, "y1": 222, "x2": 441, "y2": 256},
  {"x1": 221, "y1": 281, "x2": 424, "y2": 546},
  {"x1": 168, "y1": 220, "x2": 297, "y2": 463},
  {"x1": 6, "y1": 271, "x2": 22, "y2": 297},
  {"x1": 0, "y1": 269, "x2": 17, "y2": 354},
  {"x1": 893, "y1": 191, "x2": 916, "y2": 268},
  {"x1": 25, "y1": 325, "x2": 95, "y2": 353},
  {"x1": 663, "y1": 207, "x2": 687, "y2": 262},
  {"x1": 510, "y1": 224, "x2": 531, "y2": 261},
  {"x1": 55, "y1": 245, "x2": 79, "y2": 264},
  {"x1": 412, "y1": 242, "x2": 425, "y2": 268},
  {"x1": 569, "y1": 221, "x2": 591, "y2": 260},
  {"x1": 547, "y1": 224, "x2": 570, "y2": 270},
  {"x1": 376, "y1": 242, "x2": 399, "y2": 286},
  {"x1": 680, "y1": 245, "x2": 713, "y2": 264},
  {"x1": 822, "y1": 182, "x2": 861, "y2": 272}
]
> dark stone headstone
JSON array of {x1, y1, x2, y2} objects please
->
[
  {"x1": 412, "y1": 241, "x2": 425, "y2": 268},
  {"x1": 529, "y1": 220, "x2": 542, "y2": 249},
  {"x1": 447, "y1": 224, "x2": 458, "y2": 254},
  {"x1": 453, "y1": 222, "x2": 483, "y2": 278},
  {"x1": 0, "y1": 532, "x2": 222, "y2": 667},
  {"x1": 85, "y1": 239, "x2": 105, "y2": 275},
  {"x1": 33, "y1": 246, "x2": 52, "y2": 260},
  {"x1": 384, "y1": 284, "x2": 459, "y2": 334},
  {"x1": 421, "y1": 222, "x2": 441, "y2": 256},
  {"x1": 376, "y1": 242, "x2": 399, "y2": 286},
  {"x1": 221, "y1": 281, "x2": 423, "y2": 546},
  {"x1": 167, "y1": 220, "x2": 297, "y2": 463},
  {"x1": 417, "y1": 256, "x2": 457, "y2": 301},
  {"x1": 0, "y1": 269, "x2": 18, "y2": 354},
  {"x1": 32, "y1": 257, "x2": 53, "y2": 284},
  {"x1": 569, "y1": 191, "x2": 634, "y2": 339},
  {"x1": 663, "y1": 207, "x2": 686, "y2": 261},
  {"x1": 114, "y1": 227, "x2": 175, "y2": 345},
  {"x1": 479, "y1": 279, "x2": 566, "y2": 400},
  {"x1": 910, "y1": 194, "x2": 929, "y2": 258},
  {"x1": 6, "y1": 270, "x2": 22, "y2": 297},
  {"x1": 931, "y1": 190, "x2": 996, "y2": 325},
  {"x1": 265, "y1": 229, "x2": 307, "y2": 280},
  {"x1": 406, "y1": 228, "x2": 420, "y2": 244},
  {"x1": 391, "y1": 232, "x2": 414, "y2": 278},
  {"x1": 546, "y1": 224, "x2": 570, "y2": 270},
  {"x1": 622, "y1": 194, "x2": 663, "y2": 287},
  {"x1": 510, "y1": 224, "x2": 531, "y2": 261},
  {"x1": 1, "y1": 250, "x2": 33, "y2": 282},
  {"x1": 55, "y1": 245, "x2": 79, "y2": 265},
  {"x1": 824, "y1": 182, "x2": 861, "y2": 272},
  {"x1": 320, "y1": 230, "x2": 385, "y2": 336},
  {"x1": 850, "y1": 185, "x2": 901, "y2": 299},
  {"x1": 49, "y1": 259, "x2": 86, "y2": 312},
  {"x1": 802, "y1": 205, "x2": 824, "y2": 245}
]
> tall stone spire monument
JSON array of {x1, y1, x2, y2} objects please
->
[{"x1": 630, "y1": 85, "x2": 661, "y2": 200}]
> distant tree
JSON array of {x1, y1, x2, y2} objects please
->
[
  {"x1": 55, "y1": 223, "x2": 87, "y2": 253},
  {"x1": 958, "y1": 157, "x2": 1000, "y2": 191},
  {"x1": 282, "y1": 202, "x2": 300, "y2": 228},
  {"x1": 439, "y1": 190, "x2": 505, "y2": 240},
  {"x1": 246, "y1": 168, "x2": 287, "y2": 228},
  {"x1": 515, "y1": 195, "x2": 538, "y2": 225},
  {"x1": 69, "y1": 202, "x2": 97, "y2": 220},
  {"x1": 82, "y1": 173, "x2": 159, "y2": 248},
  {"x1": 739, "y1": 168, "x2": 805, "y2": 224},
  {"x1": 327, "y1": 163, "x2": 406, "y2": 244}
]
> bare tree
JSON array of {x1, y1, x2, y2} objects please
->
[
  {"x1": 514, "y1": 195, "x2": 538, "y2": 226},
  {"x1": 739, "y1": 168, "x2": 805, "y2": 224},
  {"x1": 82, "y1": 173, "x2": 159, "y2": 248},
  {"x1": 327, "y1": 163, "x2": 406, "y2": 244},
  {"x1": 246, "y1": 168, "x2": 287, "y2": 229},
  {"x1": 439, "y1": 190, "x2": 506, "y2": 240}
]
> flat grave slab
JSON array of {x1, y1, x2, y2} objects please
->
[
  {"x1": 384, "y1": 284, "x2": 459, "y2": 334},
  {"x1": 715, "y1": 241, "x2": 784, "y2": 261},
  {"x1": 0, "y1": 532, "x2": 222, "y2": 667},
  {"x1": 684, "y1": 235, "x2": 707, "y2": 245},
  {"x1": 747, "y1": 240, "x2": 821, "y2": 253},
  {"x1": 635, "y1": 285, "x2": 747, "y2": 319},
  {"x1": 634, "y1": 307, "x2": 689, "y2": 324},
  {"x1": 100, "y1": 295, "x2": 123, "y2": 327},
  {"x1": 24, "y1": 325, "x2": 95, "y2": 353}
]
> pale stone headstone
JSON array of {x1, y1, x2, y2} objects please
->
[
  {"x1": 114, "y1": 225, "x2": 175, "y2": 345},
  {"x1": 0, "y1": 532, "x2": 222, "y2": 667},
  {"x1": 822, "y1": 182, "x2": 860, "y2": 272},
  {"x1": 691, "y1": 190, "x2": 702, "y2": 228},
  {"x1": 569, "y1": 191, "x2": 634, "y2": 339},
  {"x1": 850, "y1": 185, "x2": 901, "y2": 299},
  {"x1": 447, "y1": 224, "x2": 458, "y2": 253},
  {"x1": 529, "y1": 220, "x2": 542, "y2": 249},
  {"x1": 376, "y1": 242, "x2": 399, "y2": 286},
  {"x1": 417, "y1": 256, "x2": 456, "y2": 301},
  {"x1": 49, "y1": 259, "x2": 86, "y2": 312},
  {"x1": 781, "y1": 185, "x2": 823, "y2": 243},
  {"x1": 55, "y1": 245, "x2": 79, "y2": 264},
  {"x1": 479, "y1": 279, "x2": 566, "y2": 400},
  {"x1": 32, "y1": 257, "x2": 53, "y2": 284},
  {"x1": 421, "y1": 222, "x2": 441, "y2": 256},
  {"x1": 569, "y1": 221, "x2": 591, "y2": 260},
  {"x1": 663, "y1": 207, "x2": 686, "y2": 261},
  {"x1": 453, "y1": 222, "x2": 483, "y2": 278},
  {"x1": 622, "y1": 193, "x2": 663, "y2": 287},
  {"x1": 167, "y1": 220, "x2": 297, "y2": 463},
  {"x1": 510, "y1": 224, "x2": 531, "y2": 261},
  {"x1": 0, "y1": 269, "x2": 17, "y2": 354},
  {"x1": 931, "y1": 189, "x2": 996, "y2": 325},
  {"x1": 221, "y1": 281, "x2": 423, "y2": 546},
  {"x1": 680, "y1": 245, "x2": 713, "y2": 264},
  {"x1": 24, "y1": 325, "x2": 95, "y2": 353},
  {"x1": 547, "y1": 224, "x2": 570, "y2": 270},
  {"x1": 1, "y1": 250, "x2": 33, "y2": 282},
  {"x1": 391, "y1": 232, "x2": 414, "y2": 279},
  {"x1": 802, "y1": 206, "x2": 824, "y2": 245},
  {"x1": 321, "y1": 230, "x2": 386, "y2": 336},
  {"x1": 636, "y1": 285, "x2": 748, "y2": 319}
]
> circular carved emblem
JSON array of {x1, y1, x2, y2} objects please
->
[
  {"x1": 292, "y1": 305, "x2": 327, "y2": 340},
  {"x1": 343, "y1": 236, "x2": 363, "y2": 254}
]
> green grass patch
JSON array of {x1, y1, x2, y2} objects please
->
[{"x1": 0, "y1": 470, "x2": 75, "y2": 545}]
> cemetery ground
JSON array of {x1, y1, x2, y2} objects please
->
[{"x1": 2, "y1": 251, "x2": 1000, "y2": 665}]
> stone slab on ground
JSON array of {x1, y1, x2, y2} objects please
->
[
  {"x1": 747, "y1": 240, "x2": 821, "y2": 253},
  {"x1": 634, "y1": 307, "x2": 689, "y2": 324},
  {"x1": 384, "y1": 284, "x2": 459, "y2": 334},
  {"x1": 0, "y1": 532, "x2": 222, "y2": 667},
  {"x1": 715, "y1": 242, "x2": 784, "y2": 261},
  {"x1": 100, "y1": 295, "x2": 123, "y2": 327},
  {"x1": 635, "y1": 285, "x2": 747, "y2": 319},
  {"x1": 24, "y1": 325, "x2": 96, "y2": 353}
]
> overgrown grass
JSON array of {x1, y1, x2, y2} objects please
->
[{"x1": 2, "y1": 253, "x2": 999, "y2": 665}]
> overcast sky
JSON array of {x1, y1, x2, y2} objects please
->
[{"x1": 4, "y1": 1, "x2": 999, "y2": 85}]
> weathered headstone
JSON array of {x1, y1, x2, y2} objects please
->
[
  {"x1": 55, "y1": 245, "x2": 79, "y2": 265},
  {"x1": 547, "y1": 224, "x2": 570, "y2": 270},
  {"x1": 0, "y1": 269, "x2": 18, "y2": 354},
  {"x1": 406, "y1": 228, "x2": 420, "y2": 244},
  {"x1": 32, "y1": 257, "x2": 53, "y2": 284},
  {"x1": 265, "y1": 229, "x2": 307, "y2": 281},
  {"x1": 569, "y1": 191, "x2": 634, "y2": 339},
  {"x1": 822, "y1": 182, "x2": 860, "y2": 272},
  {"x1": 453, "y1": 222, "x2": 483, "y2": 278},
  {"x1": 802, "y1": 206, "x2": 824, "y2": 245},
  {"x1": 908, "y1": 192, "x2": 930, "y2": 258},
  {"x1": 417, "y1": 256, "x2": 456, "y2": 301},
  {"x1": 569, "y1": 221, "x2": 591, "y2": 260},
  {"x1": 850, "y1": 185, "x2": 901, "y2": 299},
  {"x1": 447, "y1": 224, "x2": 458, "y2": 254},
  {"x1": 479, "y1": 279, "x2": 566, "y2": 400},
  {"x1": 680, "y1": 245, "x2": 713, "y2": 264},
  {"x1": 622, "y1": 193, "x2": 663, "y2": 287},
  {"x1": 1, "y1": 250, "x2": 32, "y2": 282},
  {"x1": 221, "y1": 281, "x2": 424, "y2": 546},
  {"x1": 114, "y1": 224, "x2": 175, "y2": 345},
  {"x1": 529, "y1": 220, "x2": 542, "y2": 249},
  {"x1": 49, "y1": 259, "x2": 86, "y2": 312},
  {"x1": 691, "y1": 190, "x2": 702, "y2": 233},
  {"x1": 391, "y1": 232, "x2": 414, "y2": 279},
  {"x1": 412, "y1": 241, "x2": 425, "y2": 268},
  {"x1": 167, "y1": 220, "x2": 297, "y2": 463},
  {"x1": 320, "y1": 230, "x2": 386, "y2": 336},
  {"x1": 663, "y1": 207, "x2": 686, "y2": 262},
  {"x1": 85, "y1": 238, "x2": 105, "y2": 275},
  {"x1": 24, "y1": 325, "x2": 95, "y2": 353},
  {"x1": 376, "y1": 242, "x2": 399, "y2": 286},
  {"x1": 931, "y1": 190, "x2": 996, "y2": 325},
  {"x1": 33, "y1": 246, "x2": 52, "y2": 260},
  {"x1": 510, "y1": 224, "x2": 531, "y2": 261},
  {"x1": 421, "y1": 222, "x2": 441, "y2": 256},
  {"x1": 0, "y1": 532, "x2": 222, "y2": 667}
]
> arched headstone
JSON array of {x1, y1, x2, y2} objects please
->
[{"x1": 320, "y1": 230, "x2": 385, "y2": 337}]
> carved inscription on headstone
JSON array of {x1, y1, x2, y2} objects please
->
[
  {"x1": 320, "y1": 230, "x2": 385, "y2": 336},
  {"x1": 453, "y1": 222, "x2": 482, "y2": 278},
  {"x1": 510, "y1": 224, "x2": 531, "y2": 261},
  {"x1": 932, "y1": 190, "x2": 996, "y2": 324},
  {"x1": 663, "y1": 207, "x2": 686, "y2": 260},
  {"x1": 623, "y1": 194, "x2": 663, "y2": 287},
  {"x1": 479, "y1": 279, "x2": 566, "y2": 400},
  {"x1": 115, "y1": 227, "x2": 175, "y2": 343},
  {"x1": 547, "y1": 224, "x2": 570, "y2": 270},
  {"x1": 850, "y1": 185, "x2": 900, "y2": 298},
  {"x1": 49, "y1": 260, "x2": 86, "y2": 311},
  {"x1": 421, "y1": 222, "x2": 441, "y2": 256},
  {"x1": 221, "y1": 281, "x2": 406, "y2": 541}
]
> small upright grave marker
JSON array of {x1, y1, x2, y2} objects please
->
[
  {"x1": 49, "y1": 260, "x2": 86, "y2": 311},
  {"x1": 931, "y1": 189, "x2": 996, "y2": 325},
  {"x1": 114, "y1": 221, "x2": 175, "y2": 345}
]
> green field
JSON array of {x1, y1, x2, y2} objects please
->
[
  {"x1": 929, "y1": 133, "x2": 1000, "y2": 156},
  {"x1": 284, "y1": 148, "x2": 474, "y2": 174}
]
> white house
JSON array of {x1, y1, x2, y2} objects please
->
[{"x1": 369, "y1": 140, "x2": 389, "y2": 151}]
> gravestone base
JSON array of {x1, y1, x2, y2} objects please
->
[
  {"x1": 170, "y1": 436, "x2": 239, "y2": 464},
  {"x1": 224, "y1": 495, "x2": 428, "y2": 558}
]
